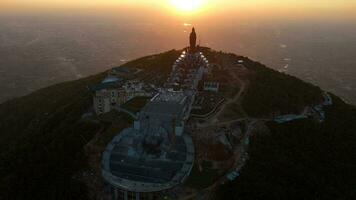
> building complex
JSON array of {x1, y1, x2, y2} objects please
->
[
  {"x1": 91, "y1": 74, "x2": 153, "y2": 115},
  {"x1": 101, "y1": 28, "x2": 210, "y2": 200}
]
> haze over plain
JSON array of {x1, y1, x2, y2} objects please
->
[{"x1": 0, "y1": 0, "x2": 356, "y2": 103}]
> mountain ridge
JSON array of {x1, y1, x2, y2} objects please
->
[{"x1": 0, "y1": 48, "x2": 355, "y2": 200}]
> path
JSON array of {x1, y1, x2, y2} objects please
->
[
  {"x1": 197, "y1": 70, "x2": 247, "y2": 128},
  {"x1": 187, "y1": 120, "x2": 259, "y2": 200}
]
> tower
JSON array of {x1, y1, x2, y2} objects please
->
[{"x1": 189, "y1": 27, "x2": 197, "y2": 52}]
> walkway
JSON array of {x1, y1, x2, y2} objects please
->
[{"x1": 197, "y1": 69, "x2": 247, "y2": 128}]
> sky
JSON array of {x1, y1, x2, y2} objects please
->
[{"x1": 1, "y1": 0, "x2": 356, "y2": 21}]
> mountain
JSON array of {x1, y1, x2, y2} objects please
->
[
  {"x1": 217, "y1": 95, "x2": 356, "y2": 199},
  {"x1": 0, "y1": 48, "x2": 355, "y2": 200}
]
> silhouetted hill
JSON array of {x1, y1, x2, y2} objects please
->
[
  {"x1": 241, "y1": 58, "x2": 322, "y2": 117},
  {"x1": 217, "y1": 95, "x2": 356, "y2": 199},
  {"x1": 0, "y1": 49, "x2": 355, "y2": 200},
  {"x1": 0, "y1": 72, "x2": 106, "y2": 199},
  {"x1": 0, "y1": 50, "x2": 181, "y2": 200}
]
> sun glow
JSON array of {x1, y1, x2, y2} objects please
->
[{"x1": 169, "y1": 0, "x2": 205, "y2": 12}]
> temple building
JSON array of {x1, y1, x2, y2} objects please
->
[
  {"x1": 102, "y1": 90, "x2": 194, "y2": 200},
  {"x1": 101, "y1": 28, "x2": 209, "y2": 200},
  {"x1": 166, "y1": 28, "x2": 209, "y2": 90},
  {"x1": 91, "y1": 75, "x2": 122, "y2": 114},
  {"x1": 91, "y1": 76, "x2": 152, "y2": 115}
]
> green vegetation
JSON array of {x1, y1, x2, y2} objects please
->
[
  {"x1": 185, "y1": 161, "x2": 220, "y2": 190},
  {"x1": 122, "y1": 49, "x2": 181, "y2": 86},
  {"x1": 199, "y1": 47, "x2": 220, "y2": 64},
  {"x1": 220, "y1": 102, "x2": 248, "y2": 120},
  {"x1": 96, "y1": 110, "x2": 131, "y2": 146},
  {"x1": 241, "y1": 59, "x2": 322, "y2": 117},
  {"x1": 121, "y1": 49, "x2": 180, "y2": 73},
  {"x1": 220, "y1": 85, "x2": 240, "y2": 99},
  {"x1": 0, "y1": 49, "x2": 355, "y2": 200},
  {"x1": 0, "y1": 73, "x2": 106, "y2": 200},
  {"x1": 217, "y1": 96, "x2": 356, "y2": 199},
  {"x1": 191, "y1": 92, "x2": 224, "y2": 116},
  {"x1": 0, "y1": 50, "x2": 180, "y2": 200}
]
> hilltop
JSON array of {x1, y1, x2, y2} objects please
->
[{"x1": 0, "y1": 48, "x2": 355, "y2": 200}]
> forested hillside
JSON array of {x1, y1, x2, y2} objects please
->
[
  {"x1": 217, "y1": 95, "x2": 356, "y2": 199},
  {"x1": 0, "y1": 49, "x2": 354, "y2": 200},
  {"x1": 241, "y1": 59, "x2": 322, "y2": 117},
  {"x1": 0, "y1": 73, "x2": 105, "y2": 199},
  {"x1": 0, "y1": 50, "x2": 179, "y2": 200}
]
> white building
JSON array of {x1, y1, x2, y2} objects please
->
[
  {"x1": 91, "y1": 76, "x2": 153, "y2": 115},
  {"x1": 91, "y1": 76, "x2": 123, "y2": 115},
  {"x1": 167, "y1": 50, "x2": 208, "y2": 90}
]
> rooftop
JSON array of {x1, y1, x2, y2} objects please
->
[
  {"x1": 90, "y1": 81, "x2": 121, "y2": 92},
  {"x1": 102, "y1": 128, "x2": 194, "y2": 192},
  {"x1": 102, "y1": 75, "x2": 121, "y2": 83},
  {"x1": 151, "y1": 90, "x2": 186, "y2": 103},
  {"x1": 138, "y1": 90, "x2": 189, "y2": 133},
  {"x1": 90, "y1": 75, "x2": 122, "y2": 91}
]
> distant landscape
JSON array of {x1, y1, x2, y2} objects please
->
[
  {"x1": 1, "y1": 15, "x2": 356, "y2": 104},
  {"x1": 1, "y1": 0, "x2": 356, "y2": 199}
]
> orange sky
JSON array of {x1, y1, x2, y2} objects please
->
[{"x1": 1, "y1": 0, "x2": 356, "y2": 20}]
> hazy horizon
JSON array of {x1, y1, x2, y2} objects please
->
[
  {"x1": 0, "y1": 1, "x2": 356, "y2": 104},
  {"x1": 2, "y1": 0, "x2": 356, "y2": 21}
]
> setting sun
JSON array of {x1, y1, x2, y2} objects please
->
[{"x1": 169, "y1": 0, "x2": 205, "y2": 12}]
